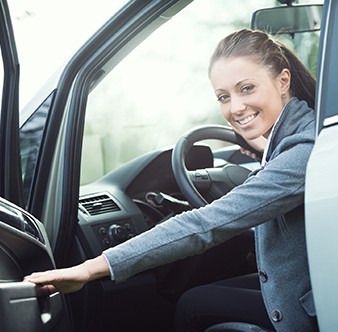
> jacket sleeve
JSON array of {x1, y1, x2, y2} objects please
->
[{"x1": 103, "y1": 132, "x2": 314, "y2": 283}]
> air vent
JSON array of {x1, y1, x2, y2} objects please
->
[{"x1": 79, "y1": 194, "x2": 120, "y2": 216}]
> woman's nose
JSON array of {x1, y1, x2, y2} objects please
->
[{"x1": 230, "y1": 96, "x2": 246, "y2": 114}]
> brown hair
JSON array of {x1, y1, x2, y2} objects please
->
[{"x1": 209, "y1": 29, "x2": 316, "y2": 109}]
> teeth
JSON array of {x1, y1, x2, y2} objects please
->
[{"x1": 238, "y1": 114, "x2": 256, "y2": 125}]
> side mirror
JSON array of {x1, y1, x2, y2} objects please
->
[{"x1": 251, "y1": 5, "x2": 322, "y2": 34}]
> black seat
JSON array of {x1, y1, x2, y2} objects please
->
[{"x1": 205, "y1": 322, "x2": 273, "y2": 332}]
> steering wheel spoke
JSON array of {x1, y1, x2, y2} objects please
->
[{"x1": 172, "y1": 125, "x2": 257, "y2": 208}]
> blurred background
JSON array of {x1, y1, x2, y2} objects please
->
[{"x1": 9, "y1": 0, "x2": 320, "y2": 185}]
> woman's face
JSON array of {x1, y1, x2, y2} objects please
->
[{"x1": 209, "y1": 57, "x2": 290, "y2": 140}]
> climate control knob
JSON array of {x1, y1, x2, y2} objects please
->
[{"x1": 108, "y1": 224, "x2": 130, "y2": 243}]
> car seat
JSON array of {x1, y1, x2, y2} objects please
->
[{"x1": 205, "y1": 322, "x2": 273, "y2": 332}]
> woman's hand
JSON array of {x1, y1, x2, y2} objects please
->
[
  {"x1": 23, "y1": 255, "x2": 110, "y2": 294},
  {"x1": 240, "y1": 147, "x2": 261, "y2": 161},
  {"x1": 240, "y1": 136, "x2": 267, "y2": 161}
]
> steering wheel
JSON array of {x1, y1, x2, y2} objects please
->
[{"x1": 172, "y1": 125, "x2": 261, "y2": 208}]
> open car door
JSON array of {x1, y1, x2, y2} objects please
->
[
  {"x1": 0, "y1": 1, "x2": 71, "y2": 331},
  {"x1": 305, "y1": 0, "x2": 338, "y2": 330}
]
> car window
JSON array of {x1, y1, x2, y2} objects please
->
[
  {"x1": 81, "y1": 0, "x2": 321, "y2": 185},
  {"x1": 11, "y1": 0, "x2": 129, "y2": 206},
  {"x1": 9, "y1": 0, "x2": 129, "y2": 108},
  {"x1": 19, "y1": 93, "x2": 53, "y2": 203}
]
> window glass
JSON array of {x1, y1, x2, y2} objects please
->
[
  {"x1": 9, "y1": 0, "x2": 129, "y2": 108},
  {"x1": 278, "y1": 31, "x2": 320, "y2": 77},
  {"x1": 8, "y1": 0, "x2": 128, "y2": 204},
  {"x1": 19, "y1": 94, "x2": 53, "y2": 203},
  {"x1": 81, "y1": 0, "x2": 321, "y2": 185},
  {"x1": 82, "y1": 0, "x2": 246, "y2": 184}
]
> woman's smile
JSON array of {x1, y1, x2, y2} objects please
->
[{"x1": 236, "y1": 111, "x2": 259, "y2": 126}]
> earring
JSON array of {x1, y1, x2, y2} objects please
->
[{"x1": 281, "y1": 93, "x2": 287, "y2": 99}]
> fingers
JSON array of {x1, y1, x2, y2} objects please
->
[
  {"x1": 240, "y1": 147, "x2": 259, "y2": 161},
  {"x1": 23, "y1": 270, "x2": 56, "y2": 284},
  {"x1": 23, "y1": 269, "x2": 86, "y2": 294},
  {"x1": 24, "y1": 270, "x2": 61, "y2": 289},
  {"x1": 23, "y1": 272, "x2": 59, "y2": 295},
  {"x1": 35, "y1": 284, "x2": 58, "y2": 296},
  {"x1": 22, "y1": 260, "x2": 102, "y2": 294},
  {"x1": 45, "y1": 284, "x2": 58, "y2": 294}
]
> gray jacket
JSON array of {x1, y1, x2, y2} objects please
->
[{"x1": 103, "y1": 97, "x2": 317, "y2": 332}]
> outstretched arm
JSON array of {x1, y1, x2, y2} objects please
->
[{"x1": 24, "y1": 255, "x2": 110, "y2": 294}]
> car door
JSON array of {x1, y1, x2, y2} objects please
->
[
  {"x1": 15, "y1": 1, "x2": 194, "y2": 331},
  {"x1": 0, "y1": 1, "x2": 72, "y2": 331},
  {"x1": 305, "y1": 0, "x2": 338, "y2": 330}
]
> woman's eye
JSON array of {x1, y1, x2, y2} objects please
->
[
  {"x1": 217, "y1": 95, "x2": 229, "y2": 103},
  {"x1": 241, "y1": 85, "x2": 254, "y2": 93}
]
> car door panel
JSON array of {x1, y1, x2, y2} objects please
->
[
  {"x1": 1, "y1": 0, "x2": 72, "y2": 329},
  {"x1": 305, "y1": 0, "x2": 338, "y2": 330},
  {"x1": 305, "y1": 124, "x2": 338, "y2": 331},
  {"x1": 0, "y1": 282, "x2": 63, "y2": 332},
  {"x1": 0, "y1": 198, "x2": 71, "y2": 332}
]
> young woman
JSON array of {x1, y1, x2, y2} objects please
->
[{"x1": 24, "y1": 29, "x2": 318, "y2": 332}]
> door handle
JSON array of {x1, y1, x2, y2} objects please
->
[{"x1": 0, "y1": 281, "x2": 64, "y2": 332}]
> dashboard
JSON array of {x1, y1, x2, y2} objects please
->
[{"x1": 77, "y1": 145, "x2": 215, "y2": 258}]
